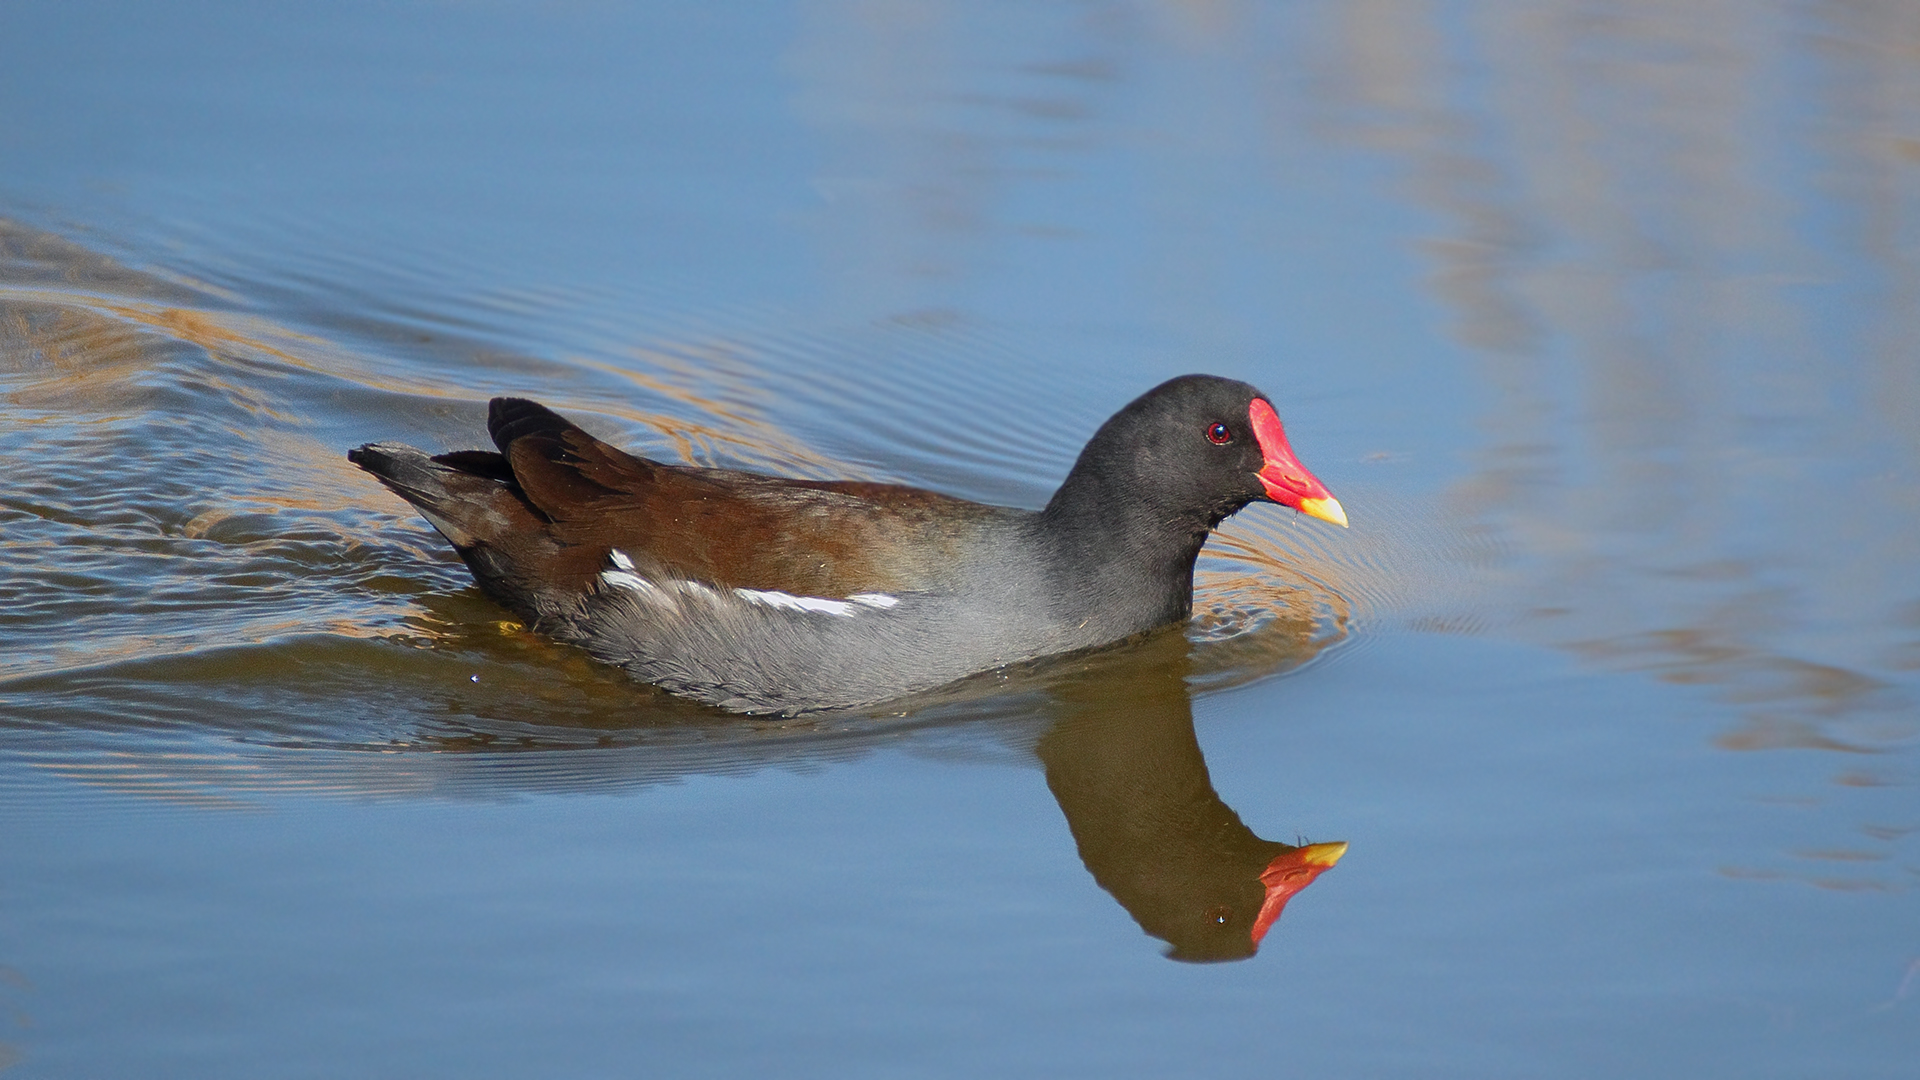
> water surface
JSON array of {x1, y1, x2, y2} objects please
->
[{"x1": 2, "y1": 1, "x2": 1916, "y2": 1076}]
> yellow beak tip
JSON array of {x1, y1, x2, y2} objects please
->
[
  {"x1": 1299, "y1": 497, "x2": 1349, "y2": 528},
  {"x1": 1300, "y1": 841, "x2": 1349, "y2": 866}
]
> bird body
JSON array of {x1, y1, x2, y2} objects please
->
[{"x1": 350, "y1": 375, "x2": 1345, "y2": 714}]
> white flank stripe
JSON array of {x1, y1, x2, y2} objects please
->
[
  {"x1": 732, "y1": 587, "x2": 856, "y2": 617},
  {"x1": 600, "y1": 569, "x2": 657, "y2": 595},
  {"x1": 599, "y1": 552, "x2": 679, "y2": 609},
  {"x1": 599, "y1": 551, "x2": 896, "y2": 619}
]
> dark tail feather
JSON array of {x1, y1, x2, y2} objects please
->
[
  {"x1": 432, "y1": 448, "x2": 516, "y2": 484},
  {"x1": 488, "y1": 397, "x2": 580, "y2": 453},
  {"x1": 348, "y1": 442, "x2": 448, "y2": 502},
  {"x1": 349, "y1": 441, "x2": 543, "y2": 548}
]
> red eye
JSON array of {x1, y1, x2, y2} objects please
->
[{"x1": 1206, "y1": 422, "x2": 1232, "y2": 445}]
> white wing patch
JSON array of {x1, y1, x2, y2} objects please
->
[
  {"x1": 598, "y1": 550, "x2": 899, "y2": 619},
  {"x1": 599, "y1": 550, "x2": 660, "y2": 596},
  {"x1": 732, "y1": 587, "x2": 901, "y2": 617},
  {"x1": 732, "y1": 587, "x2": 855, "y2": 616}
]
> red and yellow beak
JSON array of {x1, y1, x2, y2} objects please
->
[
  {"x1": 1249, "y1": 840, "x2": 1348, "y2": 946},
  {"x1": 1248, "y1": 398, "x2": 1347, "y2": 527}
]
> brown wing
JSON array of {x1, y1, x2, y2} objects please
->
[{"x1": 488, "y1": 398, "x2": 1000, "y2": 598}]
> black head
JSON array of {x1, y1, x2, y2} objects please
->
[{"x1": 1047, "y1": 374, "x2": 1345, "y2": 533}]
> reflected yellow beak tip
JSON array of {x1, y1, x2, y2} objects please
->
[
  {"x1": 1299, "y1": 841, "x2": 1349, "y2": 867},
  {"x1": 1298, "y1": 496, "x2": 1349, "y2": 528}
]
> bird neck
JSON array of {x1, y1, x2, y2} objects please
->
[{"x1": 1036, "y1": 469, "x2": 1216, "y2": 630}]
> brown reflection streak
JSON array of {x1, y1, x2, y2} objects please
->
[
  {"x1": 0, "y1": 219, "x2": 220, "y2": 301},
  {"x1": 2, "y1": 226, "x2": 698, "y2": 420},
  {"x1": 1795, "y1": 848, "x2": 1887, "y2": 862},
  {"x1": 0, "y1": 289, "x2": 353, "y2": 427}
]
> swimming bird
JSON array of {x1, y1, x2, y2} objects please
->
[{"x1": 348, "y1": 374, "x2": 1346, "y2": 714}]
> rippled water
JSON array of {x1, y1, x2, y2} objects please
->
[{"x1": 3, "y1": 1, "x2": 1917, "y2": 1076}]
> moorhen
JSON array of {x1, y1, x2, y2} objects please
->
[{"x1": 349, "y1": 374, "x2": 1346, "y2": 714}]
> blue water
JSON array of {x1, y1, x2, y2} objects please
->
[{"x1": 2, "y1": 1, "x2": 1916, "y2": 1076}]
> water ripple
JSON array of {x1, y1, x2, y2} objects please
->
[{"x1": 0, "y1": 217, "x2": 1469, "y2": 799}]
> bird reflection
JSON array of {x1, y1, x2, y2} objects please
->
[
  {"x1": 18, "y1": 593, "x2": 1346, "y2": 962},
  {"x1": 1034, "y1": 633, "x2": 1346, "y2": 962}
]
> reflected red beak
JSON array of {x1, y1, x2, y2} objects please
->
[
  {"x1": 1249, "y1": 840, "x2": 1348, "y2": 946},
  {"x1": 1248, "y1": 398, "x2": 1347, "y2": 527}
]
